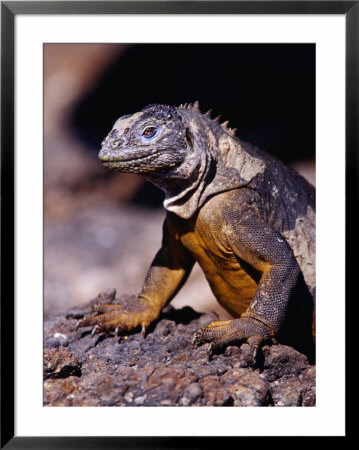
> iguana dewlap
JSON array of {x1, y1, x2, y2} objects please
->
[{"x1": 76, "y1": 102, "x2": 315, "y2": 359}]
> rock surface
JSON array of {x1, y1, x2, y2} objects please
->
[{"x1": 44, "y1": 290, "x2": 315, "y2": 407}]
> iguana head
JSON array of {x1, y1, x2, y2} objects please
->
[
  {"x1": 99, "y1": 102, "x2": 264, "y2": 219},
  {"x1": 99, "y1": 104, "x2": 192, "y2": 174}
]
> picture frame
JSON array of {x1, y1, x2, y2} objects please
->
[{"x1": 1, "y1": 0, "x2": 356, "y2": 447}]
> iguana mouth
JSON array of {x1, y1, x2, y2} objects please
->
[
  {"x1": 100, "y1": 149, "x2": 160, "y2": 165},
  {"x1": 100, "y1": 149, "x2": 161, "y2": 170}
]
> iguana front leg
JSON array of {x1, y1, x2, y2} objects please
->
[
  {"x1": 192, "y1": 210, "x2": 301, "y2": 358},
  {"x1": 76, "y1": 221, "x2": 195, "y2": 336}
]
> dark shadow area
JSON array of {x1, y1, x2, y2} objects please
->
[
  {"x1": 277, "y1": 273, "x2": 315, "y2": 363},
  {"x1": 72, "y1": 43, "x2": 315, "y2": 163},
  {"x1": 160, "y1": 305, "x2": 203, "y2": 325}
]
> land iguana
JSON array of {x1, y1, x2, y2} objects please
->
[{"x1": 76, "y1": 102, "x2": 316, "y2": 360}]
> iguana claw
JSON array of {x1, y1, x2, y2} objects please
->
[
  {"x1": 91, "y1": 324, "x2": 101, "y2": 337},
  {"x1": 141, "y1": 324, "x2": 147, "y2": 338}
]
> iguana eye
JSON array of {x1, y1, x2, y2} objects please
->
[{"x1": 142, "y1": 126, "x2": 158, "y2": 139}]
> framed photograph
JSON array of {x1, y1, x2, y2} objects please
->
[{"x1": 1, "y1": 1, "x2": 355, "y2": 447}]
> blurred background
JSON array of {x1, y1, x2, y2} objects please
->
[{"x1": 44, "y1": 43, "x2": 315, "y2": 318}]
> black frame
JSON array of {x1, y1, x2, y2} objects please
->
[{"x1": 1, "y1": 1, "x2": 356, "y2": 447}]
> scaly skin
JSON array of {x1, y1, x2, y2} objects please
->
[{"x1": 76, "y1": 102, "x2": 315, "y2": 359}]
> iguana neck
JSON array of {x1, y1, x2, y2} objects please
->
[
  {"x1": 146, "y1": 121, "x2": 266, "y2": 220},
  {"x1": 144, "y1": 141, "x2": 212, "y2": 219}
]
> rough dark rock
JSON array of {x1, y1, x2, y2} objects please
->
[
  {"x1": 44, "y1": 291, "x2": 315, "y2": 407},
  {"x1": 44, "y1": 347, "x2": 81, "y2": 379}
]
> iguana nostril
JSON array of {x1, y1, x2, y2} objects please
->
[{"x1": 111, "y1": 139, "x2": 124, "y2": 148}]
